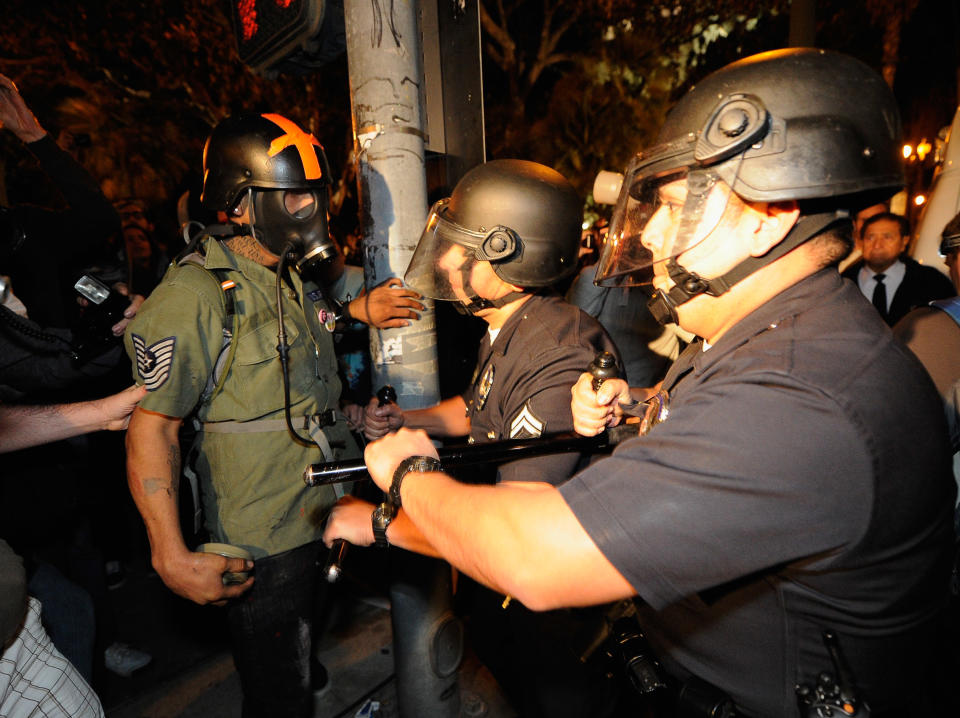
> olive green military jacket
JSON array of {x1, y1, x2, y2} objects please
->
[{"x1": 124, "y1": 237, "x2": 358, "y2": 558}]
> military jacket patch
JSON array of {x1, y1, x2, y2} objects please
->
[
  {"x1": 132, "y1": 334, "x2": 176, "y2": 391},
  {"x1": 509, "y1": 402, "x2": 544, "y2": 439}
]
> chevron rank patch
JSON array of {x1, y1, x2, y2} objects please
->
[
  {"x1": 509, "y1": 402, "x2": 544, "y2": 439},
  {"x1": 132, "y1": 334, "x2": 176, "y2": 391}
]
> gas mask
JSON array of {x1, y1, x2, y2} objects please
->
[{"x1": 233, "y1": 187, "x2": 338, "y2": 270}]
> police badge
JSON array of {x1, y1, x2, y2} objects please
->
[{"x1": 476, "y1": 364, "x2": 494, "y2": 410}]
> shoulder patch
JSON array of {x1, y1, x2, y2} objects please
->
[
  {"x1": 132, "y1": 334, "x2": 176, "y2": 391},
  {"x1": 510, "y1": 402, "x2": 544, "y2": 439}
]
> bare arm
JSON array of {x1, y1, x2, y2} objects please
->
[
  {"x1": 322, "y1": 495, "x2": 442, "y2": 558},
  {"x1": 0, "y1": 385, "x2": 147, "y2": 453},
  {"x1": 364, "y1": 395, "x2": 471, "y2": 440},
  {"x1": 126, "y1": 407, "x2": 252, "y2": 605},
  {"x1": 364, "y1": 429, "x2": 635, "y2": 610},
  {"x1": 348, "y1": 278, "x2": 425, "y2": 329}
]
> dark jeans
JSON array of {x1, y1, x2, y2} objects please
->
[{"x1": 226, "y1": 540, "x2": 325, "y2": 718}]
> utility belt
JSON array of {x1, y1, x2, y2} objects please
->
[
  {"x1": 585, "y1": 599, "x2": 740, "y2": 718},
  {"x1": 181, "y1": 410, "x2": 345, "y2": 534}
]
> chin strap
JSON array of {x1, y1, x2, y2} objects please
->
[
  {"x1": 454, "y1": 290, "x2": 527, "y2": 316},
  {"x1": 647, "y1": 211, "x2": 849, "y2": 325}
]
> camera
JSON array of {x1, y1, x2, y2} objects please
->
[{"x1": 72, "y1": 274, "x2": 128, "y2": 362}]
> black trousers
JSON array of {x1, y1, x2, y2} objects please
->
[{"x1": 226, "y1": 540, "x2": 325, "y2": 718}]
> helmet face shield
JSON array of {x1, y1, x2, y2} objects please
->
[
  {"x1": 595, "y1": 144, "x2": 734, "y2": 287},
  {"x1": 405, "y1": 199, "x2": 498, "y2": 301}
]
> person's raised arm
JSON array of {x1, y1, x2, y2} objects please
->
[
  {"x1": 126, "y1": 407, "x2": 252, "y2": 605},
  {"x1": 0, "y1": 73, "x2": 45, "y2": 142}
]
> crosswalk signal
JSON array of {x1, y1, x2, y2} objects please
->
[{"x1": 230, "y1": 0, "x2": 326, "y2": 74}]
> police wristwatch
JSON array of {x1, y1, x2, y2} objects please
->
[
  {"x1": 389, "y1": 455, "x2": 443, "y2": 508},
  {"x1": 371, "y1": 501, "x2": 397, "y2": 548}
]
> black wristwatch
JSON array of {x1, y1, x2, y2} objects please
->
[
  {"x1": 371, "y1": 501, "x2": 397, "y2": 548},
  {"x1": 389, "y1": 455, "x2": 442, "y2": 508}
]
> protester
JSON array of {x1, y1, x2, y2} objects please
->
[{"x1": 123, "y1": 112, "x2": 422, "y2": 718}]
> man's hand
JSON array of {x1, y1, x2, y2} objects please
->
[
  {"x1": 341, "y1": 402, "x2": 364, "y2": 433},
  {"x1": 111, "y1": 283, "x2": 145, "y2": 336},
  {"x1": 348, "y1": 278, "x2": 425, "y2": 329},
  {"x1": 570, "y1": 373, "x2": 631, "y2": 436},
  {"x1": 153, "y1": 549, "x2": 254, "y2": 606},
  {"x1": 96, "y1": 384, "x2": 148, "y2": 431},
  {"x1": 364, "y1": 428, "x2": 438, "y2": 494},
  {"x1": 0, "y1": 74, "x2": 45, "y2": 143},
  {"x1": 363, "y1": 395, "x2": 405, "y2": 440},
  {"x1": 322, "y1": 496, "x2": 376, "y2": 547}
]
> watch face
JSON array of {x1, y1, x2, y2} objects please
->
[{"x1": 373, "y1": 503, "x2": 396, "y2": 528}]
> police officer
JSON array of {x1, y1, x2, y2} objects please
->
[
  {"x1": 123, "y1": 113, "x2": 418, "y2": 718},
  {"x1": 324, "y1": 159, "x2": 622, "y2": 717},
  {"x1": 353, "y1": 50, "x2": 956, "y2": 717}
]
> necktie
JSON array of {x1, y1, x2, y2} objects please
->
[{"x1": 871, "y1": 273, "x2": 887, "y2": 317}]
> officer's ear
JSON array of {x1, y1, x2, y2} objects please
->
[{"x1": 747, "y1": 200, "x2": 800, "y2": 257}]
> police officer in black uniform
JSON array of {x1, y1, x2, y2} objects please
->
[
  {"x1": 351, "y1": 50, "x2": 957, "y2": 717},
  {"x1": 325, "y1": 159, "x2": 622, "y2": 717}
]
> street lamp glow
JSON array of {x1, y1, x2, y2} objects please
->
[
  {"x1": 902, "y1": 144, "x2": 913, "y2": 159},
  {"x1": 914, "y1": 194, "x2": 926, "y2": 206}
]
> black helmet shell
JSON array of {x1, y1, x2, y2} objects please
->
[
  {"x1": 201, "y1": 113, "x2": 332, "y2": 212},
  {"x1": 649, "y1": 48, "x2": 904, "y2": 205},
  {"x1": 446, "y1": 159, "x2": 582, "y2": 287}
]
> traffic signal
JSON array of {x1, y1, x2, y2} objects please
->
[{"x1": 230, "y1": 0, "x2": 344, "y2": 75}]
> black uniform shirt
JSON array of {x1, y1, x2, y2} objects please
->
[
  {"x1": 560, "y1": 269, "x2": 955, "y2": 716},
  {"x1": 463, "y1": 292, "x2": 620, "y2": 485}
]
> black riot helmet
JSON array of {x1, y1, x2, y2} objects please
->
[
  {"x1": 200, "y1": 113, "x2": 336, "y2": 268},
  {"x1": 404, "y1": 160, "x2": 581, "y2": 313},
  {"x1": 595, "y1": 48, "x2": 904, "y2": 323}
]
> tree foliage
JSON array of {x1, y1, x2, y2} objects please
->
[{"x1": 0, "y1": 0, "x2": 352, "y2": 217}]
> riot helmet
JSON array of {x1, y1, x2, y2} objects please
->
[
  {"x1": 595, "y1": 48, "x2": 904, "y2": 323},
  {"x1": 405, "y1": 160, "x2": 581, "y2": 313},
  {"x1": 200, "y1": 113, "x2": 336, "y2": 268}
]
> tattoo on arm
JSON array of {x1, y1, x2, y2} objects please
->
[
  {"x1": 143, "y1": 476, "x2": 175, "y2": 497},
  {"x1": 167, "y1": 443, "x2": 181, "y2": 474},
  {"x1": 141, "y1": 443, "x2": 180, "y2": 498}
]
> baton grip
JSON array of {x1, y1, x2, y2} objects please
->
[
  {"x1": 377, "y1": 384, "x2": 397, "y2": 407},
  {"x1": 589, "y1": 351, "x2": 621, "y2": 392}
]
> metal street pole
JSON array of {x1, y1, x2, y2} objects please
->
[{"x1": 343, "y1": 2, "x2": 460, "y2": 716}]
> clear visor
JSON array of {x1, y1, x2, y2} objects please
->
[
  {"x1": 404, "y1": 199, "x2": 489, "y2": 301},
  {"x1": 594, "y1": 141, "x2": 737, "y2": 287}
]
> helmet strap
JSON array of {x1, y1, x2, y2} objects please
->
[
  {"x1": 647, "y1": 211, "x2": 849, "y2": 325},
  {"x1": 455, "y1": 290, "x2": 527, "y2": 316}
]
